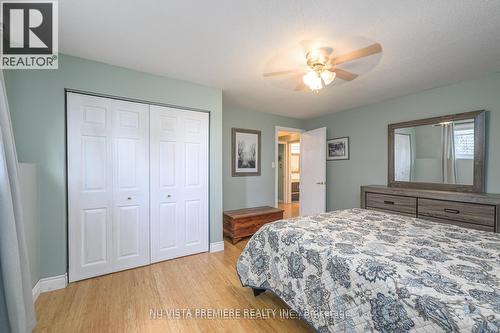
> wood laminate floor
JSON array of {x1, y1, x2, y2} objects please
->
[
  {"x1": 279, "y1": 202, "x2": 300, "y2": 219},
  {"x1": 34, "y1": 239, "x2": 312, "y2": 332}
]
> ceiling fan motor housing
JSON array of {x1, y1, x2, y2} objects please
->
[{"x1": 306, "y1": 48, "x2": 330, "y2": 73}]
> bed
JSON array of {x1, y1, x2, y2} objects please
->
[{"x1": 236, "y1": 208, "x2": 500, "y2": 332}]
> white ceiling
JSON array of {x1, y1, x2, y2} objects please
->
[{"x1": 60, "y1": 0, "x2": 500, "y2": 119}]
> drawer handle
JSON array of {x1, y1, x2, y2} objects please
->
[
  {"x1": 384, "y1": 200, "x2": 395, "y2": 205},
  {"x1": 444, "y1": 208, "x2": 460, "y2": 214}
]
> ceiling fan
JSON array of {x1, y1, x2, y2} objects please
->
[{"x1": 264, "y1": 42, "x2": 382, "y2": 92}]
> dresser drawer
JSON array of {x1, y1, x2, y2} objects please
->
[
  {"x1": 367, "y1": 207, "x2": 417, "y2": 218},
  {"x1": 418, "y1": 198, "x2": 495, "y2": 227},
  {"x1": 365, "y1": 193, "x2": 417, "y2": 215},
  {"x1": 421, "y1": 215, "x2": 494, "y2": 232}
]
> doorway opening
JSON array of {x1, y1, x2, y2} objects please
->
[{"x1": 276, "y1": 127, "x2": 303, "y2": 218}]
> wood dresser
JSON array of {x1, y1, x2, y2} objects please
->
[
  {"x1": 361, "y1": 185, "x2": 500, "y2": 233},
  {"x1": 223, "y1": 206, "x2": 284, "y2": 244}
]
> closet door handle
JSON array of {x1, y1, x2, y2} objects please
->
[
  {"x1": 444, "y1": 208, "x2": 460, "y2": 214},
  {"x1": 127, "y1": 197, "x2": 132, "y2": 200},
  {"x1": 167, "y1": 194, "x2": 172, "y2": 198}
]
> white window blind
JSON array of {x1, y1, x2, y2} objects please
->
[{"x1": 454, "y1": 122, "x2": 474, "y2": 159}]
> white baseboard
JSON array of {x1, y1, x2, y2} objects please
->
[
  {"x1": 32, "y1": 280, "x2": 41, "y2": 302},
  {"x1": 210, "y1": 241, "x2": 224, "y2": 253},
  {"x1": 32, "y1": 273, "x2": 67, "y2": 302}
]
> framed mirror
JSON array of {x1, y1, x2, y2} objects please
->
[{"x1": 388, "y1": 110, "x2": 485, "y2": 192}]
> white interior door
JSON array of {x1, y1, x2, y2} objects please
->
[
  {"x1": 68, "y1": 93, "x2": 150, "y2": 282},
  {"x1": 68, "y1": 93, "x2": 113, "y2": 282},
  {"x1": 150, "y1": 105, "x2": 209, "y2": 263},
  {"x1": 300, "y1": 127, "x2": 326, "y2": 216},
  {"x1": 111, "y1": 100, "x2": 150, "y2": 271}
]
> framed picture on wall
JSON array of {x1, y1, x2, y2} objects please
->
[
  {"x1": 232, "y1": 128, "x2": 261, "y2": 176},
  {"x1": 327, "y1": 137, "x2": 349, "y2": 161}
]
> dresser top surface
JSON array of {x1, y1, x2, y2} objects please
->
[{"x1": 362, "y1": 185, "x2": 500, "y2": 205}]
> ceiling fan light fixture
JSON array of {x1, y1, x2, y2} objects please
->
[
  {"x1": 263, "y1": 42, "x2": 381, "y2": 93},
  {"x1": 303, "y1": 70, "x2": 322, "y2": 91},
  {"x1": 320, "y1": 70, "x2": 336, "y2": 85}
]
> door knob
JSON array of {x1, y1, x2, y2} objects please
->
[{"x1": 316, "y1": 181, "x2": 326, "y2": 185}]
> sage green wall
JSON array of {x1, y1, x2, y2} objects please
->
[
  {"x1": 223, "y1": 107, "x2": 304, "y2": 210},
  {"x1": 305, "y1": 73, "x2": 500, "y2": 211},
  {"x1": 4, "y1": 54, "x2": 223, "y2": 282},
  {"x1": 18, "y1": 163, "x2": 39, "y2": 286}
]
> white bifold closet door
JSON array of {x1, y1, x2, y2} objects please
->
[
  {"x1": 68, "y1": 93, "x2": 150, "y2": 282},
  {"x1": 150, "y1": 105, "x2": 209, "y2": 262}
]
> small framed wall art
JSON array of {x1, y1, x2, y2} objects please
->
[
  {"x1": 327, "y1": 136, "x2": 349, "y2": 161},
  {"x1": 232, "y1": 128, "x2": 261, "y2": 176}
]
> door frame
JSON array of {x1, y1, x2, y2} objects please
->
[
  {"x1": 277, "y1": 141, "x2": 288, "y2": 204},
  {"x1": 274, "y1": 126, "x2": 304, "y2": 208},
  {"x1": 65, "y1": 89, "x2": 212, "y2": 279}
]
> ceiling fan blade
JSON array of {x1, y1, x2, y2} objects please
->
[
  {"x1": 331, "y1": 68, "x2": 358, "y2": 81},
  {"x1": 263, "y1": 69, "x2": 304, "y2": 77},
  {"x1": 330, "y1": 43, "x2": 382, "y2": 66}
]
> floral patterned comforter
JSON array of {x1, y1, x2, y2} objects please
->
[{"x1": 236, "y1": 208, "x2": 500, "y2": 332}]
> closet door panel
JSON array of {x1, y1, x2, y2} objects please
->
[
  {"x1": 111, "y1": 100, "x2": 150, "y2": 271},
  {"x1": 82, "y1": 136, "x2": 107, "y2": 191},
  {"x1": 68, "y1": 93, "x2": 113, "y2": 282},
  {"x1": 185, "y1": 200, "x2": 201, "y2": 246},
  {"x1": 183, "y1": 113, "x2": 208, "y2": 251},
  {"x1": 115, "y1": 205, "x2": 140, "y2": 257},
  {"x1": 159, "y1": 141, "x2": 176, "y2": 187},
  {"x1": 150, "y1": 106, "x2": 209, "y2": 263},
  {"x1": 159, "y1": 202, "x2": 177, "y2": 249},
  {"x1": 150, "y1": 108, "x2": 184, "y2": 261},
  {"x1": 81, "y1": 208, "x2": 108, "y2": 266},
  {"x1": 69, "y1": 94, "x2": 150, "y2": 282}
]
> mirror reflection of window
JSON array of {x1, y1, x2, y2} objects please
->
[
  {"x1": 452, "y1": 120, "x2": 474, "y2": 185},
  {"x1": 454, "y1": 121, "x2": 474, "y2": 159},
  {"x1": 393, "y1": 119, "x2": 475, "y2": 185}
]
